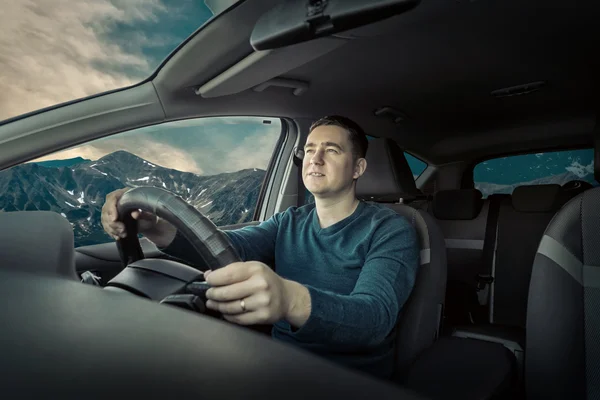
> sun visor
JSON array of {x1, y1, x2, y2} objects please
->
[{"x1": 195, "y1": 36, "x2": 347, "y2": 98}]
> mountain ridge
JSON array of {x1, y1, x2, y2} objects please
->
[{"x1": 1, "y1": 150, "x2": 266, "y2": 247}]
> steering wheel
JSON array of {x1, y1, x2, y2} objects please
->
[{"x1": 104, "y1": 186, "x2": 241, "y2": 314}]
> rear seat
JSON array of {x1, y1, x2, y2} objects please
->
[
  {"x1": 489, "y1": 184, "x2": 568, "y2": 327},
  {"x1": 429, "y1": 189, "x2": 490, "y2": 327},
  {"x1": 444, "y1": 185, "x2": 571, "y2": 379},
  {"x1": 401, "y1": 190, "x2": 518, "y2": 399},
  {"x1": 402, "y1": 182, "x2": 589, "y2": 399}
]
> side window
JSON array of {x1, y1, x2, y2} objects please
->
[
  {"x1": 405, "y1": 152, "x2": 427, "y2": 179},
  {"x1": 365, "y1": 135, "x2": 427, "y2": 178},
  {"x1": 0, "y1": 117, "x2": 283, "y2": 247},
  {"x1": 473, "y1": 148, "x2": 597, "y2": 198}
]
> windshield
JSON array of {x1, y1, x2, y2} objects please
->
[{"x1": 0, "y1": 0, "x2": 240, "y2": 123}]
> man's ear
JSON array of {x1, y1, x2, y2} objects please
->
[{"x1": 353, "y1": 158, "x2": 367, "y2": 180}]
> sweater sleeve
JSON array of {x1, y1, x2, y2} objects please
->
[
  {"x1": 286, "y1": 216, "x2": 419, "y2": 347},
  {"x1": 157, "y1": 214, "x2": 281, "y2": 268}
]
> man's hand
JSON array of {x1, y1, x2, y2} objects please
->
[
  {"x1": 100, "y1": 187, "x2": 176, "y2": 247},
  {"x1": 204, "y1": 261, "x2": 311, "y2": 327}
]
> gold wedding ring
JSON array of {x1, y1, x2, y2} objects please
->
[{"x1": 240, "y1": 299, "x2": 246, "y2": 312}]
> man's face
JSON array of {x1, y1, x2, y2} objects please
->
[{"x1": 302, "y1": 125, "x2": 365, "y2": 198}]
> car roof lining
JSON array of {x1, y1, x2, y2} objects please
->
[{"x1": 154, "y1": 0, "x2": 600, "y2": 165}]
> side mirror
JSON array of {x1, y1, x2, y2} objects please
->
[{"x1": 250, "y1": 0, "x2": 420, "y2": 51}]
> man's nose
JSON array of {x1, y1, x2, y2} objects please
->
[{"x1": 310, "y1": 150, "x2": 324, "y2": 164}]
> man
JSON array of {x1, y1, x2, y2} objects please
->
[{"x1": 101, "y1": 115, "x2": 419, "y2": 379}]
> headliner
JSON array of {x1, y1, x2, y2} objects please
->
[{"x1": 154, "y1": 0, "x2": 600, "y2": 165}]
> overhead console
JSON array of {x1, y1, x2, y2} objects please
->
[{"x1": 195, "y1": 0, "x2": 421, "y2": 99}]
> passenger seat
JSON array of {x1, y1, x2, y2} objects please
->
[{"x1": 357, "y1": 139, "x2": 516, "y2": 399}]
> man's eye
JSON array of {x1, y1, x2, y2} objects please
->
[
  {"x1": 327, "y1": 149, "x2": 338, "y2": 153},
  {"x1": 305, "y1": 149, "x2": 314, "y2": 154}
]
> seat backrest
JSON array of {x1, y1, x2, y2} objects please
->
[
  {"x1": 430, "y1": 189, "x2": 488, "y2": 325},
  {"x1": 356, "y1": 138, "x2": 447, "y2": 377},
  {"x1": 492, "y1": 184, "x2": 567, "y2": 328},
  {"x1": 0, "y1": 211, "x2": 78, "y2": 280},
  {"x1": 526, "y1": 185, "x2": 600, "y2": 399},
  {"x1": 385, "y1": 204, "x2": 447, "y2": 376}
]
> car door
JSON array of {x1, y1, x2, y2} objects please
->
[{"x1": 0, "y1": 116, "x2": 287, "y2": 283}]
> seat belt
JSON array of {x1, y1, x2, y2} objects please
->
[
  {"x1": 293, "y1": 147, "x2": 306, "y2": 205},
  {"x1": 476, "y1": 194, "x2": 503, "y2": 309}
]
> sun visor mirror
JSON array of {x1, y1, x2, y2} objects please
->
[{"x1": 250, "y1": 0, "x2": 420, "y2": 51}]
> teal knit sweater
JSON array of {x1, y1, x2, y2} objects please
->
[{"x1": 160, "y1": 201, "x2": 419, "y2": 378}]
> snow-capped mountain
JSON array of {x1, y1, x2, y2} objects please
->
[
  {"x1": 474, "y1": 150, "x2": 597, "y2": 197},
  {"x1": 0, "y1": 151, "x2": 265, "y2": 247}
]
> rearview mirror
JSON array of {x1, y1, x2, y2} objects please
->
[{"x1": 250, "y1": 0, "x2": 420, "y2": 51}]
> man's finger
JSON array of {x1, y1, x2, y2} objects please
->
[
  {"x1": 222, "y1": 311, "x2": 266, "y2": 326},
  {"x1": 205, "y1": 299, "x2": 247, "y2": 315},
  {"x1": 108, "y1": 221, "x2": 125, "y2": 232},
  {"x1": 206, "y1": 279, "x2": 260, "y2": 302},
  {"x1": 204, "y1": 262, "x2": 253, "y2": 286}
]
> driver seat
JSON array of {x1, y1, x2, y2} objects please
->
[
  {"x1": 356, "y1": 138, "x2": 447, "y2": 376},
  {"x1": 0, "y1": 211, "x2": 79, "y2": 280}
]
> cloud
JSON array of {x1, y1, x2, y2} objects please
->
[
  {"x1": 0, "y1": 0, "x2": 166, "y2": 121},
  {"x1": 31, "y1": 134, "x2": 204, "y2": 174},
  {"x1": 566, "y1": 160, "x2": 594, "y2": 178},
  {"x1": 223, "y1": 127, "x2": 282, "y2": 172},
  {"x1": 123, "y1": 117, "x2": 282, "y2": 175},
  {"x1": 3, "y1": 1, "x2": 283, "y2": 177},
  {"x1": 29, "y1": 116, "x2": 282, "y2": 175}
]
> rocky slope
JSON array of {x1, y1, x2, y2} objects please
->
[{"x1": 0, "y1": 151, "x2": 265, "y2": 246}]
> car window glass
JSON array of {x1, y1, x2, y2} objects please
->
[
  {"x1": 0, "y1": 117, "x2": 282, "y2": 247},
  {"x1": 405, "y1": 152, "x2": 427, "y2": 179},
  {"x1": 473, "y1": 148, "x2": 597, "y2": 198},
  {"x1": 0, "y1": 0, "x2": 242, "y2": 123}
]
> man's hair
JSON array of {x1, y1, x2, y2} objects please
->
[{"x1": 309, "y1": 115, "x2": 369, "y2": 161}]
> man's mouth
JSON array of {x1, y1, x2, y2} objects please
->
[{"x1": 308, "y1": 172, "x2": 325, "y2": 177}]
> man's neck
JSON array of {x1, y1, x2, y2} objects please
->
[{"x1": 314, "y1": 193, "x2": 360, "y2": 229}]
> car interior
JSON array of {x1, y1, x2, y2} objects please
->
[{"x1": 0, "y1": 0, "x2": 599, "y2": 399}]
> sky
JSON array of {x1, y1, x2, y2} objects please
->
[
  {"x1": 0, "y1": 0, "x2": 284, "y2": 176},
  {"x1": 31, "y1": 117, "x2": 282, "y2": 175}
]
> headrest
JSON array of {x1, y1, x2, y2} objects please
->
[
  {"x1": 512, "y1": 184, "x2": 565, "y2": 213},
  {"x1": 432, "y1": 189, "x2": 483, "y2": 220},
  {"x1": 562, "y1": 180, "x2": 594, "y2": 200},
  {"x1": 0, "y1": 211, "x2": 78, "y2": 280},
  {"x1": 356, "y1": 138, "x2": 420, "y2": 200}
]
